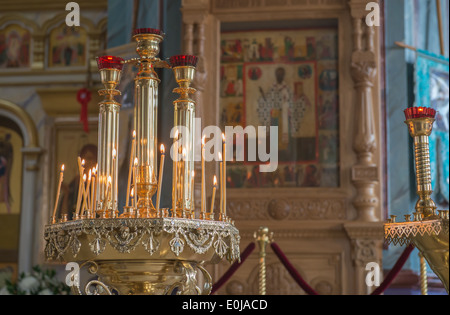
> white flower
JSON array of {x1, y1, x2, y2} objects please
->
[
  {"x1": 0, "y1": 287, "x2": 11, "y2": 295},
  {"x1": 38, "y1": 289, "x2": 53, "y2": 295},
  {"x1": 18, "y1": 276, "x2": 40, "y2": 293}
]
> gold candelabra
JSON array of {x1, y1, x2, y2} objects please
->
[
  {"x1": 384, "y1": 107, "x2": 449, "y2": 293},
  {"x1": 45, "y1": 28, "x2": 240, "y2": 295}
]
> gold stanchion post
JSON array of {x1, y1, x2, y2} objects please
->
[
  {"x1": 419, "y1": 252, "x2": 428, "y2": 295},
  {"x1": 254, "y1": 226, "x2": 273, "y2": 295}
]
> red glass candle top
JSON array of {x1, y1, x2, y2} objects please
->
[
  {"x1": 404, "y1": 107, "x2": 437, "y2": 120},
  {"x1": 133, "y1": 28, "x2": 165, "y2": 36},
  {"x1": 97, "y1": 56, "x2": 124, "y2": 70},
  {"x1": 169, "y1": 55, "x2": 198, "y2": 67}
]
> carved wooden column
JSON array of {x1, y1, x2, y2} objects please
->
[
  {"x1": 344, "y1": 223, "x2": 384, "y2": 294},
  {"x1": 349, "y1": 1, "x2": 379, "y2": 223},
  {"x1": 345, "y1": 0, "x2": 384, "y2": 295}
]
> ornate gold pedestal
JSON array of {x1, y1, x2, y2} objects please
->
[
  {"x1": 385, "y1": 218, "x2": 449, "y2": 293},
  {"x1": 384, "y1": 107, "x2": 449, "y2": 294},
  {"x1": 44, "y1": 218, "x2": 240, "y2": 295}
]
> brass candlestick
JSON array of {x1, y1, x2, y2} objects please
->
[
  {"x1": 404, "y1": 107, "x2": 438, "y2": 219},
  {"x1": 384, "y1": 107, "x2": 449, "y2": 293},
  {"x1": 44, "y1": 27, "x2": 240, "y2": 296},
  {"x1": 132, "y1": 28, "x2": 167, "y2": 218},
  {"x1": 171, "y1": 55, "x2": 197, "y2": 218},
  {"x1": 96, "y1": 56, "x2": 123, "y2": 218}
]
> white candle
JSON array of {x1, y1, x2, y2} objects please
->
[
  {"x1": 218, "y1": 152, "x2": 223, "y2": 216},
  {"x1": 134, "y1": 158, "x2": 138, "y2": 209},
  {"x1": 52, "y1": 164, "x2": 64, "y2": 223},
  {"x1": 201, "y1": 136, "x2": 206, "y2": 213},
  {"x1": 172, "y1": 131, "x2": 179, "y2": 216},
  {"x1": 90, "y1": 167, "x2": 96, "y2": 216},
  {"x1": 210, "y1": 175, "x2": 217, "y2": 214},
  {"x1": 80, "y1": 173, "x2": 87, "y2": 215},
  {"x1": 75, "y1": 158, "x2": 85, "y2": 216},
  {"x1": 156, "y1": 144, "x2": 165, "y2": 211},
  {"x1": 126, "y1": 131, "x2": 136, "y2": 207},
  {"x1": 182, "y1": 148, "x2": 187, "y2": 214},
  {"x1": 106, "y1": 176, "x2": 112, "y2": 209},
  {"x1": 112, "y1": 147, "x2": 117, "y2": 211},
  {"x1": 222, "y1": 133, "x2": 227, "y2": 217},
  {"x1": 191, "y1": 170, "x2": 195, "y2": 214},
  {"x1": 85, "y1": 169, "x2": 92, "y2": 214}
]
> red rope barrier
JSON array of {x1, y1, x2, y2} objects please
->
[
  {"x1": 271, "y1": 241, "x2": 415, "y2": 295},
  {"x1": 270, "y1": 242, "x2": 319, "y2": 295},
  {"x1": 211, "y1": 242, "x2": 256, "y2": 295},
  {"x1": 371, "y1": 243, "x2": 415, "y2": 295}
]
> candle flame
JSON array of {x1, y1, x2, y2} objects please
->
[
  {"x1": 112, "y1": 148, "x2": 117, "y2": 158},
  {"x1": 88, "y1": 169, "x2": 92, "y2": 180},
  {"x1": 131, "y1": 187, "x2": 134, "y2": 197},
  {"x1": 108, "y1": 176, "x2": 112, "y2": 184},
  {"x1": 61, "y1": 164, "x2": 65, "y2": 171},
  {"x1": 83, "y1": 174, "x2": 86, "y2": 181},
  {"x1": 134, "y1": 157, "x2": 138, "y2": 165},
  {"x1": 192, "y1": 170, "x2": 195, "y2": 177},
  {"x1": 133, "y1": 130, "x2": 136, "y2": 138},
  {"x1": 218, "y1": 152, "x2": 222, "y2": 161},
  {"x1": 213, "y1": 175, "x2": 217, "y2": 186},
  {"x1": 161, "y1": 144, "x2": 165, "y2": 154},
  {"x1": 222, "y1": 133, "x2": 225, "y2": 142},
  {"x1": 202, "y1": 135, "x2": 205, "y2": 145},
  {"x1": 82, "y1": 159, "x2": 85, "y2": 167}
]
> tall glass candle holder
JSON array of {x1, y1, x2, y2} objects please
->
[
  {"x1": 170, "y1": 55, "x2": 198, "y2": 218},
  {"x1": 132, "y1": 28, "x2": 165, "y2": 217},
  {"x1": 96, "y1": 56, "x2": 123, "y2": 217}
]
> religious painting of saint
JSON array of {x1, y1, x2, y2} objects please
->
[
  {"x1": 48, "y1": 24, "x2": 87, "y2": 68},
  {"x1": 0, "y1": 24, "x2": 31, "y2": 69},
  {"x1": 220, "y1": 28, "x2": 340, "y2": 188},
  {"x1": 246, "y1": 62, "x2": 317, "y2": 156},
  {"x1": 0, "y1": 128, "x2": 22, "y2": 215}
]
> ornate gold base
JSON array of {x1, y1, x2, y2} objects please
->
[
  {"x1": 79, "y1": 259, "x2": 211, "y2": 295},
  {"x1": 45, "y1": 218, "x2": 240, "y2": 295},
  {"x1": 385, "y1": 218, "x2": 449, "y2": 294},
  {"x1": 412, "y1": 231, "x2": 449, "y2": 293}
]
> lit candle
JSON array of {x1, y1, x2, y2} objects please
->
[
  {"x1": 218, "y1": 152, "x2": 223, "y2": 216},
  {"x1": 126, "y1": 130, "x2": 136, "y2": 207},
  {"x1": 181, "y1": 148, "x2": 187, "y2": 215},
  {"x1": 156, "y1": 144, "x2": 165, "y2": 211},
  {"x1": 93, "y1": 164, "x2": 98, "y2": 215},
  {"x1": 172, "y1": 130, "x2": 179, "y2": 216},
  {"x1": 222, "y1": 133, "x2": 227, "y2": 218},
  {"x1": 75, "y1": 158, "x2": 85, "y2": 216},
  {"x1": 133, "y1": 158, "x2": 138, "y2": 209},
  {"x1": 85, "y1": 169, "x2": 92, "y2": 214},
  {"x1": 191, "y1": 170, "x2": 195, "y2": 214},
  {"x1": 210, "y1": 175, "x2": 217, "y2": 214},
  {"x1": 90, "y1": 167, "x2": 96, "y2": 216},
  {"x1": 80, "y1": 173, "x2": 87, "y2": 215},
  {"x1": 106, "y1": 176, "x2": 112, "y2": 209},
  {"x1": 52, "y1": 164, "x2": 64, "y2": 223},
  {"x1": 201, "y1": 136, "x2": 206, "y2": 213},
  {"x1": 130, "y1": 187, "x2": 135, "y2": 208},
  {"x1": 112, "y1": 147, "x2": 117, "y2": 211}
]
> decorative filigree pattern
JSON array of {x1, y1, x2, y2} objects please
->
[
  {"x1": 44, "y1": 218, "x2": 240, "y2": 263},
  {"x1": 384, "y1": 219, "x2": 449, "y2": 246}
]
